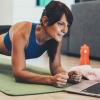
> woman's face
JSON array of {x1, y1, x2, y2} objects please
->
[{"x1": 46, "y1": 14, "x2": 69, "y2": 42}]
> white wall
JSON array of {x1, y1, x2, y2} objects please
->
[
  {"x1": 13, "y1": 0, "x2": 75, "y2": 24},
  {"x1": 0, "y1": 0, "x2": 13, "y2": 25},
  {"x1": 13, "y1": 0, "x2": 44, "y2": 24}
]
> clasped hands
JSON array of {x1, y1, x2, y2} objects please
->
[{"x1": 52, "y1": 71, "x2": 82, "y2": 88}]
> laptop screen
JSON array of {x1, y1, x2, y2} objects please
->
[{"x1": 82, "y1": 83, "x2": 100, "y2": 94}]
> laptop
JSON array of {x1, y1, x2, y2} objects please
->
[{"x1": 64, "y1": 80, "x2": 100, "y2": 98}]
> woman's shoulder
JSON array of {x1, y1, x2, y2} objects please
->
[
  {"x1": 9, "y1": 21, "x2": 33, "y2": 43},
  {"x1": 14, "y1": 21, "x2": 32, "y2": 25},
  {"x1": 10, "y1": 21, "x2": 32, "y2": 33}
]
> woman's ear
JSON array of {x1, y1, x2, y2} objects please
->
[{"x1": 41, "y1": 16, "x2": 48, "y2": 26}]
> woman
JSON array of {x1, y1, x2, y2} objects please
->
[{"x1": 0, "y1": 1, "x2": 73, "y2": 87}]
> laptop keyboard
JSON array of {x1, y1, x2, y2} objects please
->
[{"x1": 82, "y1": 83, "x2": 100, "y2": 94}]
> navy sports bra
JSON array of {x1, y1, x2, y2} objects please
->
[{"x1": 4, "y1": 23, "x2": 48, "y2": 59}]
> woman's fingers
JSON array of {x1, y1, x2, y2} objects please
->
[
  {"x1": 68, "y1": 71, "x2": 82, "y2": 83},
  {"x1": 54, "y1": 73, "x2": 68, "y2": 87},
  {"x1": 57, "y1": 77, "x2": 67, "y2": 83},
  {"x1": 56, "y1": 81, "x2": 67, "y2": 88}
]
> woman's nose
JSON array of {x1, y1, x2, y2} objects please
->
[{"x1": 61, "y1": 27, "x2": 68, "y2": 33}]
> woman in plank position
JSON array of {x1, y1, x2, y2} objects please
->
[{"x1": 0, "y1": 1, "x2": 73, "y2": 87}]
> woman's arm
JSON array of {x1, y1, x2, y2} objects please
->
[
  {"x1": 47, "y1": 39, "x2": 67, "y2": 75},
  {"x1": 47, "y1": 40, "x2": 69, "y2": 87},
  {"x1": 10, "y1": 22, "x2": 53, "y2": 85}
]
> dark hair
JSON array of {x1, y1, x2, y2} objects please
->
[{"x1": 40, "y1": 1, "x2": 73, "y2": 28}]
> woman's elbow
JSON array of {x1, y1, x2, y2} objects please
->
[{"x1": 13, "y1": 70, "x2": 22, "y2": 81}]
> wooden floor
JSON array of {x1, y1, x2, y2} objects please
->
[{"x1": 0, "y1": 53, "x2": 100, "y2": 100}]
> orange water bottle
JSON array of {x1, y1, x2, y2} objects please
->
[{"x1": 80, "y1": 44, "x2": 90, "y2": 65}]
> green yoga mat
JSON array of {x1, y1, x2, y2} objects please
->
[{"x1": 0, "y1": 55, "x2": 71, "y2": 96}]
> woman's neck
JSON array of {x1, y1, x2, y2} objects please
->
[{"x1": 35, "y1": 24, "x2": 51, "y2": 45}]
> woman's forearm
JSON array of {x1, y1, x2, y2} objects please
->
[
  {"x1": 13, "y1": 67, "x2": 69, "y2": 88},
  {"x1": 14, "y1": 70, "x2": 53, "y2": 85}
]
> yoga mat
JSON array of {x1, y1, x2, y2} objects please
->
[{"x1": 0, "y1": 55, "x2": 71, "y2": 96}]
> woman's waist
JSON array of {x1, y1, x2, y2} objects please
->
[{"x1": 3, "y1": 32, "x2": 12, "y2": 52}]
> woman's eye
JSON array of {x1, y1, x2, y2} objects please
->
[{"x1": 57, "y1": 22, "x2": 63, "y2": 26}]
